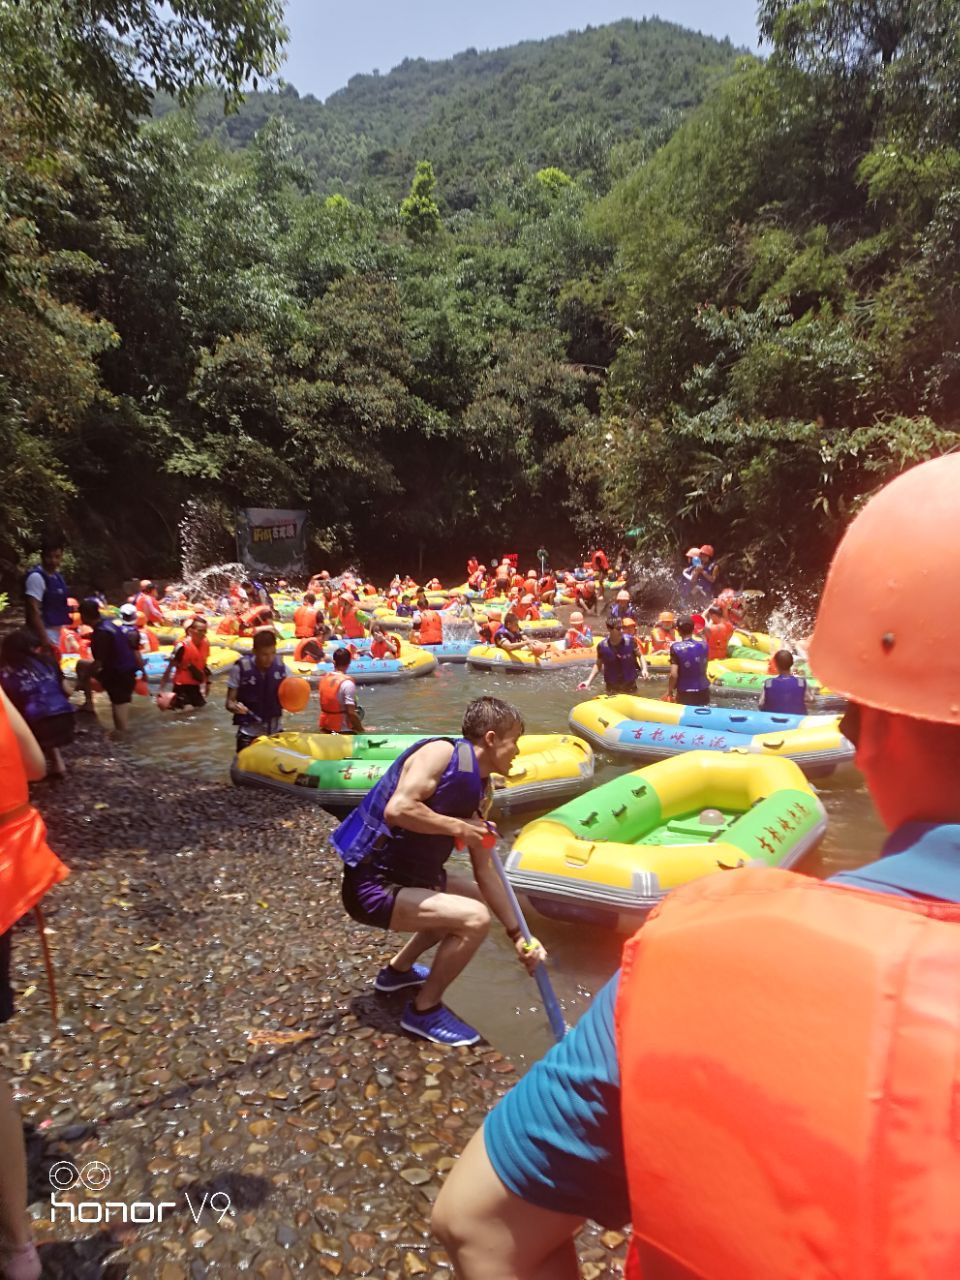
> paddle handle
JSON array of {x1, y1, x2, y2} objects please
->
[
  {"x1": 489, "y1": 850, "x2": 568, "y2": 1044},
  {"x1": 455, "y1": 827, "x2": 566, "y2": 1043}
]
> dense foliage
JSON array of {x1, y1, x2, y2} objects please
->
[
  {"x1": 2, "y1": 2, "x2": 959, "y2": 589},
  {"x1": 164, "y1": 19, "x2": 742, "y2": 207}
]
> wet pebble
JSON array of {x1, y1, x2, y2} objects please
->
[{"x1": 1, "y1": 723, "x2": 626, "y2": 1278}]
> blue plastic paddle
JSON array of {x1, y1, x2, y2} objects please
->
[{"x1": 457, "y1": 819, "x2": 567, "y2": 1044}]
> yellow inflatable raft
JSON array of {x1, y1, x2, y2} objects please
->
[
  {"x1": 232, "y1": 731, "x2": 594, "y2": 813},
  {"x1": 506, "y1": 751, "x2": 827, "y2": 929},
  {"x1": 466, "y1": 639, "x2": 599, "y2": 672}
]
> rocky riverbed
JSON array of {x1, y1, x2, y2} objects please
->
[{"x1": 2, "y1": 717, "x2": 626, "y2": 1278}]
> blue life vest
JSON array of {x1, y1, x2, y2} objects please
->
[
  {"x1": 598, "y1": 636, "x2": 639, "y2": 686},
  {"x1": 607, "y1": 603, "x2": 637, "y2": 623},
  {"x1": 332, "y1": 737, "x2": 484, "y2": 887},
  {"x1": 232, "y1": 653, "x2": 286, "y2": 733},
  {"x1": 0, "y1": 657, "x2": 72, "y2": 723},
  {"x1": 395, "y1": 603, "x2": 414, "y2": 617},
  {"x1": 762, "y1": 673, "x2": 808, "y2": 715},
  {"x1": 669, "y1": 636, "x2": 709, "y2": 692},
  {"x1": 93, "y1": 619, "x2": 141, "y2": 674},
  {"x1": 494, "y1": 625, "x2": 523, "y2": 646},
  {"x1": 24, "y1": 564, "x2": 70, "y2": 628}
]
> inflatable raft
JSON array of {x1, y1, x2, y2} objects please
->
[
  {"x1": 644, "y1": 652, "x2": 843, "y2": 711},
  {"x1": 466, "y1": 639, "x2": 599, "y2": 673},
  {"x1": 570, "y1": 694, "x2": 853, "y2": 777},
  {"x1": 232, "y1": 732, "x2": 595, "y2": 813},
  {"x1": 506, "y1": 751, "x2": 827, "y2": 929},
  {"x1": 59, "y1": 645, "x2": 240, "y2": 685},
  {"x1": 284, "y1": 644, "x2": 437, "y2": 685}
]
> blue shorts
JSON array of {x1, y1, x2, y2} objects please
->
[{"x1": 341, "y1": 860, "x2": 447, "y2": 930}]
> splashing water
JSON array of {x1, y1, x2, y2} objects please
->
[{"x1": 762, "y1": 601, "x2": 817, "y2": 656}]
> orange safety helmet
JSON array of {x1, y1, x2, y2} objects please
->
[
  {"x1": 808, "y1": 453, "x2": 960, "y2": 724},
  {"x1": 658, "y1": 611, "x2": 676, "y2": 625},
  {"x1": 699, "y1": 544, "x2": 715, "y2": 557}
]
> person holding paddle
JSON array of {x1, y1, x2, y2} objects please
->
[{"x1": 331, "y1": 697, "x2": 545, "y2": 1047}]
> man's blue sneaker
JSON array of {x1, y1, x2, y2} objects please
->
[
  {"x1": 374, "y1": 962, "x2": 430, "y2": 993},
  {"x1": 400, "y1": 1002, "x2": 481, "y2": 1047}
]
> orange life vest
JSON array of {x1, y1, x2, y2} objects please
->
[
  {"x1": 617, "y1": 866, "x2": 960, "y2": 1280},
  {"x1": 217, "y1": 615, "x2": 240, "y2": 636},
  {"x1": 417, "y1": 609, "x2": 443, "y2": 645},
  {"x1": 318, "y1": 671, "x2": 351, "y2": 731},
  {"x1": 649, "y1": 626, "x2": 675, "y2": 653},
  {"x1": 241, "y1": 605, "x2": 270, "y2": 633},
  {"x1": 293, "y1": 605, "x2": 318, "y2": 639},
  {"x1": 705, "y1": 619, "x2": 734, "y2": 661},
  {"x1": 0, "y1": 698, "x2": 69, "y2": 935},
  {"x1": 294, "y1": 638, "x2": 324, "y2": 663},
  {"x1": 340, "y1": 604, "x2": 366, "y2": 641},
  {"x1": 173, "y1": 636, "x2": 210, "y2": 686},
  {"x1": 139, "y1": 627, "x2": 160, "y2": 652},
  {"x1": 564, "y1": 628, "x2": 590, "y2": 649},
  {"x1": 370, "y1": 635, "x2": 400, "y2": 660}
]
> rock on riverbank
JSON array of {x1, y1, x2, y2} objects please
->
[{"x1": 2, "y1": 719, "x2": 626, "y2": 1278}]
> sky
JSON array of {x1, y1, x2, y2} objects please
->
[{"x1": 278, "y1": 1, "x2": 762, "y2": 101}]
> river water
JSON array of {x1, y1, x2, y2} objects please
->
[{"x1": 111, "y1": 660, "x2": 882, "y2": 1069}]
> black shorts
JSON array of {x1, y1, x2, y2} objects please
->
[
  {"x1": 677, "y1": 688, "x2": 711, "y2": 706},
  {"x1": 101, "y1": 671, "x2": 137, "y2": 705},
  {"x1": 32, "y1": 712, "x2": 75, "y2": 750},
  {"x1": 605, "y1": 681, "x2": 638, "y2": 695},
  {"x1": 0, "y1": 931, "x2": 13, "y2": 1024},
  {"x1": 172, "y1": 685, "x2": 206, "y2": 709}
]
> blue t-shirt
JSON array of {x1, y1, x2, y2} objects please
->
[{"x1": 483, "y1": 823, "x2": 960, "y2": 1228}]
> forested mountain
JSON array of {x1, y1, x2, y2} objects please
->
[
  {"x1": 160, "y1": 19, "x2": 743, "y2": 204},
  {"x1": 3, "y1": 1, "x2": 960, "y2": 592}
]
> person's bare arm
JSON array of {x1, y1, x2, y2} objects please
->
[
  {"x1": 384, "y1": 741, "x2": 489, "y2": 848},
  {"x1": 0, "y1": 688, "x2": 45, "y2": 781},
  {"x1": 24, "y1": 593, "x2": 57, "y2": 656}
]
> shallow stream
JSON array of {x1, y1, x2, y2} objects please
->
[{"x1": 108, "y1": 660, "x2": 882, "y2": 1068}]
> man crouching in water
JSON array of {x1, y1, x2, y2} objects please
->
[{"x1": 331, "y1": 696, "x2": 545, "y2": 1046}]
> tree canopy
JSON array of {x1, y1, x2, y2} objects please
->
[{"x1": 1, "y1": 6, "x2": 958, "y2": 588}]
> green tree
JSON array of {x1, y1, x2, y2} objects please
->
[{"x1": 399, "y1": 160, "x2": 442, "y2": 242}]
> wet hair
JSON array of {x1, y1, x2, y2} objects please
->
[
  {"x1": 503, "y1": 612, "x2": 519, "y2": 628},
  {"x1": 252, "y1": 630, "x2": 277, "y2": 652},
  {"x1": 677, "y1": 616, "x2": 695, "y2": 637},
  {"x1": 606, "y1": 617, "x2": 623, "y2": 631},
  {"x1": 304, "y1": 592, "x2": 316, "y2": 604},
  {"x1": 369, "y1": 622, "x2": 384, "y2": 635},
  {"x1": 462, "y1": 696, "x2": 524, "y2": 743},
  {"x1": 332, "y1": 647, "x2": 352, "y2": 670},
  {"x1": 40, "y1": 534, "x2": 64, "y2": 556},
  {"x1": 708, "y1": 606, "x2": 722, "y2": 618},
  {"x1": 1, "y1": 628, "x2": 42, "y2": 665},
  {"x1": 79, "y1": 598, "x2": 101, "y2": 624},
  {"x1": 773, "y1": 649, "x2": 794, "y2": 673}
]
